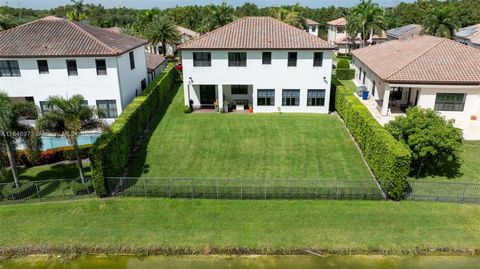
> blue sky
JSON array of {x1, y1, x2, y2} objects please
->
[{"x1": 2, "y1": 0, "x2": 414, "y2": 9}]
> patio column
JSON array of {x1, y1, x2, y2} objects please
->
[
  {"x1": 218, "y1": 84, "x2": 224, "y2": 110},
  {"x1": 381, "y1": 85, "x2": 391, "y2": 116}
]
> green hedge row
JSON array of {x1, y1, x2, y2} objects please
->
[
  {"x1": 336, "y1": 69, "x2": 355, "y2": 80},
  {"x1": 2, "y1": 145, "x2": 92, "y2": 167},
  {"x1": 90, "y1": 64, "x2": 178, "y2": 196},
  {"x1": 335, "y1": 85, "x2": 411, "y2": 200}
]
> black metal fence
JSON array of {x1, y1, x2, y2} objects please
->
[
  {"x1": 406, "y1": 181, "x2": 480, "y2": 204},
  {"x1": 106, "y1": 177, "x2": 384, "y2": 200},
  {"x1": 0, "y1": 179, "x2": 95, "y2": 205}
]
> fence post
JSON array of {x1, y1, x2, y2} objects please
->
[
  {"x1": 143, "y1": 177, "x2": 147, "y2": 197},
  {"x1": 192, "y1": 179, "x2": 195, "y2": 199},
  {"x1": 216, "y1": 179, "x2": 219, "y2": 199},
  {"x1": 462, "y1": 183, "x2": 467, "y2": 203},
  {"x1": 168, "y1": 179, "x2": 172, "y2": 198},
  {"x1": 240, "y1": 180, "x2": 243, "y2": 200},
  {"x1": 34, "y1": 181, "x2": 41, "y2": 200},
  {"x1": 264, "y1": 185, "x2": 267, "y2": 200}
]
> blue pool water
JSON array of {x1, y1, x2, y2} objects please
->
[{"x1": 40, "y1": 134, "x2": 101, "y2": 150}]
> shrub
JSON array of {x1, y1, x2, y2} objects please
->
[
  {"x1": 336, "y1": 85, "x2": 411, "y2": 200},
  {"x1": 2, "y1": 145, "x2": 93, "y2": 167},
  {"x1": 90, "y1": 64, "x2": 178, "y2": 196},
  {"x1": 336, "y1": 68, "x2": 356, "y2": 80},
  {"x1": 70, "y1": 180, "x2": 94, "y2": 195},
  {"x1": 337, "y1": 59, "x2": 350, "y2": 69},
  {"x1": 1, "y1": 181, "x2": 35, "y2": 200},
  {"x1": 385, "y1": 107, "x2": 463, "y2": 177},
  {"x1": 183, "y1": 105, "x2": 192, "y2": 114}
]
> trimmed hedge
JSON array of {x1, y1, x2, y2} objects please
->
[
  {"x1": 336, "y1": 69, "x2": 355, "y2": 80},
  {"x1": 335, "y1": 85, "x2": 411, "y2": 200},
  {"x1": 1, "y1": 145, "x2": 93, "y2": 167},
  {"x1": 337, "y1": 59, "x2": 350, "y2": 69},
  {"x1": 90, "y1": 64, "x2": 178, "y2": 196}
]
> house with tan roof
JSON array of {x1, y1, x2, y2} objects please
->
[
  {"x1": 147, "y1": 25, "x2": 200, "y2": 56},
  {"x1": 305, "y1": 18, "x2": 320, "y2": 36},
  {"x1": 0, "y1": 16, "x2": 149, "y2": 121},
  {"x1": 351, "y1": 35, "x2": 480, "y2": 139},
  {"x1": 178, "y1": 16, "x2": 336, "y2": 113},
  {"x1": 455, "y1": 24, "x2": 480, "y2": 49},
  {"x1": 386, "y1": 24, "x2": 423, "y2": 41}
]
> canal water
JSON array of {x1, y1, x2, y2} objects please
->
[{"x1": 1, "y1": 255, "x2": 480, "y2": 269}]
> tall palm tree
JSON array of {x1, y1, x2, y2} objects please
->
[
  {"x1": 67, "y1": 0, "x2": 87, "y2": 21},
  {"x1": 145, "y1": 16, "x2": 180, "y2": 56},
  {"x1": 203, "y1": 3, "x2": 235, "y2": 31},
  {"x1": 269, "y1": 4, "x2": 305, "y2": 28},
  {"x1": 0, "y1": 91, "x2": 41, "y2": 188},
  {"x1": 347, "y1": 0, "x2": 385, "y2": 47},
  {"x1": 37, "y1": 95, "x2": 107, "y2": 183},
  {"x1": 422, "y1": 5, "x2": 459, "y2": 39}
]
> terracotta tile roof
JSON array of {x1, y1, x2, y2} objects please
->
[
  {"x1": 146, "y1": 52, "x2": 166, "y2": 72},
  {"x1": 352, "y1": 35, "x2": 480, "y2": 85},
  {"x1": 455, "y1": 24, "x2": 480, "y2": 45},
  {"x1": 327, "y1": 17, "x2": 347, "y2": 26},
  {"x1": 178, "y1": 17, "x2": 335, "y2": 50},
  {"x1": 0, "y1": 16, "x2": 147, "y2": 58},
  {"x1": 305, "y1": 18, "x2": 319, "y2": 25},
  {"x1": 176, "y1": 26, "x2": 199, "y2": 38}
]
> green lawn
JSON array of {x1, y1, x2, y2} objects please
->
[
  {"x1": 1, "y1": 161, "x2": 90, "y2": 184},
  {"x1": 130, "y1": 84, "x2": 372, "y2": 181},
  {"x1": 1, "y1": 198, "x2": 479, "y2": 253}
]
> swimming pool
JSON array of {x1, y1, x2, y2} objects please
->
[{"x1": 40, "y1": 134, "x2": 101, "y2": 150}]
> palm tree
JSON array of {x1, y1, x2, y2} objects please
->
[
  {"x1": 422, "y1": 5, "x2": 459, "y2": 39},
  {"x1": 67, "y1": 0, "x2": 87, "y2": 21},
  {"x1": 269, "y1": 4, "x2": 305, "y2": 28},
  {"x1": 0, "y1": 91, "x2": 41, "y2": 188},
  {"x1": 37, "y1": 95, "x2": 107, "y2": 183},
  {"x1": 203, "y1": 3, "x2": 235, "y2": 31},
  {"x1": 145, "y1": 16, "x2": 180, "y2": 56},
  {"x1": 347, "y1": 0, "x2": 385, "y2": 47}
]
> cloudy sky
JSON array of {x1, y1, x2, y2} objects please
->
[{"x1": 2, "y1": 0, "x2": 414, "y2": 9}]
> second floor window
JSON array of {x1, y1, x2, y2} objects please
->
[
  {"x1": 262, "y1": 52, "x2": 271, "y2": 65},
  {"x1": 193, "y1": 52, "x2": 211, "y2": 67},
  {"x1": 37, "y1": 60, "x2": 49, "y2": 74},
  {"x1": 288, "y1": 52, "x2": 297, "y2": 67},
  {"x1": 129, "y1": 51, "x2": 135, "y2": 69},
  {"x1": 0, "y1": 60, "x2": 20, "y2": 77},
  {"x1": 282, "y1": 89, "x2": 300, "y2": 106},
  {"x1": 228, "y1": 52, "x2": 247, "y2": 67},
  {"x1": 96, "y1": 59, "x2": 107, "y2": 75},
  {"x1": 313, "y1": 52, "x2": 323, "y2": 67},
  {"x1": 66, "y1": 60, "x2": 78, "y2": 76},
  {"x1": 97, "y1": 100, "x2": 118, "y2": 118}
]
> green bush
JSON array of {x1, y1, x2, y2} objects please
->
[
  {"x1": 337, "y1": 59, "x2": 350, "y2": 69},
  {"x1": 1, "y1": 144, "x2": 93, "y2": 167},
  {"x1": 70, "y1": 180, "x2": 94, "y2": 195},
  {"x1": 90, "y1": 64, "x2": 178, "y2": 196},
  {"x1": 336, "y1": 69, "x2": 356, "y2": 80},
  {"x1": 335, "y1": 85, "x2": 411, "y2": 200},
  {"x1": 1, "y1": 181, "x2": 35, "y2": 200}
]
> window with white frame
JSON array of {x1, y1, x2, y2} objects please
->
[
  {"x1": 0, "y1": 60, "x2": 20, "y2": 77},
  {"x1": 193, "y1": 52, "x2": 211, "y2": 67},
  {"x1": 96, "y1": 100, "x2": 118, "y2": 118},
  {"x1": 307, "y1": 89, "x2": 325, "y2": 106},
  {"x1": 434, "y1": 93, "x2": 466, "y2": 112},
  {"x1": 257, "y1": 89, "x2": 275, "y2": 106},
  {"x1": 282, "y1": 89, "x2": 300, "y2": 106}
]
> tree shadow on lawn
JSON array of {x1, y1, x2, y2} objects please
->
[
  {"x1": 409, "y1": 158, "x2": 463, "y2": 180},
  {"x1": 127, "y1": 83, "x2": 180, "y2": 178}
]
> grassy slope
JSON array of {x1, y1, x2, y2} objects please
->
[
  {"x1": 1, "y1": 161, "x2": 90, "y2": 183},
  {"x1": 1, "y1": 198, "x2": 479, "y2": 252},
  {"x1": 131, "y1": 85, "x2": 372, "y2": 180}
]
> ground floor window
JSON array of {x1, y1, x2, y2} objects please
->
[
  {"x1": 97, "y1": 100, "x2": 118, "y2": 118},
  {"x1": 434, "y1": 93, "x2": 465, "y2": 112},
  {"x1": 257, "y1": 89, "x2": 275, "y2": 106},
  {"x1": 282, "y1": 89, "x2": 300, "y2": 106},
  {"x1": 307, "y1": 89, "x2": 325, "y2": 106},
  {"x1": 39, "y1": 101, "x2": 53, "y2": 114}
]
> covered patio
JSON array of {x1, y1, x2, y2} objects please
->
[{"x1": 185, "y1": 83, "x2": 253, "y2": 112}]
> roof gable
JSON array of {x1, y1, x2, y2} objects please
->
[
  {"x1": 327, "y1": 17, "x2": 347, "y2": 26},
  {"x1": 353, "y1": 35, "x2": 480, "y2": 85},
  {"x1": 178, "y1": 17, "x2": 335, "y2": 50},
  {"x1": 0, "y1": 16, "x2": 147, "y2": 57}
]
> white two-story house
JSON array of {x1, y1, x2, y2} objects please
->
[
  {"x1": 0, "y1": 16, "x2": 148, "y2": 120},
  {"x1": 178, "y1": 16, "x2": 336, "y2": 113}
]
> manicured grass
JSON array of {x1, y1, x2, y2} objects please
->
[
  {"x1": 1, "y1": 161, "x2": 90, "y2": 183},
  {"x1": 130, "y1": 85, "x2": 372, "y2": 181},
  {"x1": 1, "y1": 198, "x2": 480, "y2": 253}
]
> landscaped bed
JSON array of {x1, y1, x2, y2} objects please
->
[
  {"x1": 1, "y1": 198, "x2": 480, "y2": 255},
  {"x1": 129, "y1": 84, "x2": 373, "y2": 182}
]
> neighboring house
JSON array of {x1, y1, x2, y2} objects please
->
[
  {"x1": 455, "y1": 24, "x2": 480, "y2": 49},
  {"x1": 147, "y1": 26, "x2": 200, "y2": 56},
  {"x1": 178, "y1": 16, "x2": 336, "y2": 113},
  {"x1": 305, "y1": 18, "x2": 320, "y2": 36},
  {"x1": 146, "y1": 52, "x2": 167, "y2": 83},
  {"x1": 0, "y1": 16, "x2": 149, "y2": 121},
  {"x1": 327, "y1": 17, "x2": 348, "y2": 46},
  {"x1": 351, "y1": 35, "x2": 480, "y2": 139},
  {"x1": 386, "y1": 24, "x2": 423, "y2": 41}
]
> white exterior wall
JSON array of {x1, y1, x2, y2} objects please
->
[
  {"x1": 116, "y1": 46, "x2": 148, "y2": 108},
  {"x1": 327, "y1": 25, "x2": 337, "y2": 45},
  {"x1": 182, "y1": 50, "x2": 333, "y2": 113},
  {"x1": 307, "y1": 25, "x2": 319, "y2": 36},
  {"x1": 0, "y1": 46, "x2": 147, "y2": 118}
]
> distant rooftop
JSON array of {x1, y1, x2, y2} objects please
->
[
  {"x1": 455, "y1": 24, "x2": 480, "y2": 45},
  {"x1": 146, "y1": 52, "x2": 166, "y2": 72},
  {"x1": 0, "y1": 16, "x2": 147, "y2": 58},
  {"x1": 176, "y1": 26, "x2": 200, "y2": 38},
  {"x1": 386, "y1": 24, "x2": 422, "y2": 38},
  {"x1": 327, "y1": 17, "x2": 347, "y2": 26},
  {"x1": 353, "y1": 35, "x2": 480, "y2": 85},
  {"x1": 179, "y1": 17, "x2": 335, "y2": 50},
  {"x1": 305, "y1": 18, "x2": 320, "y2": 25}
]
